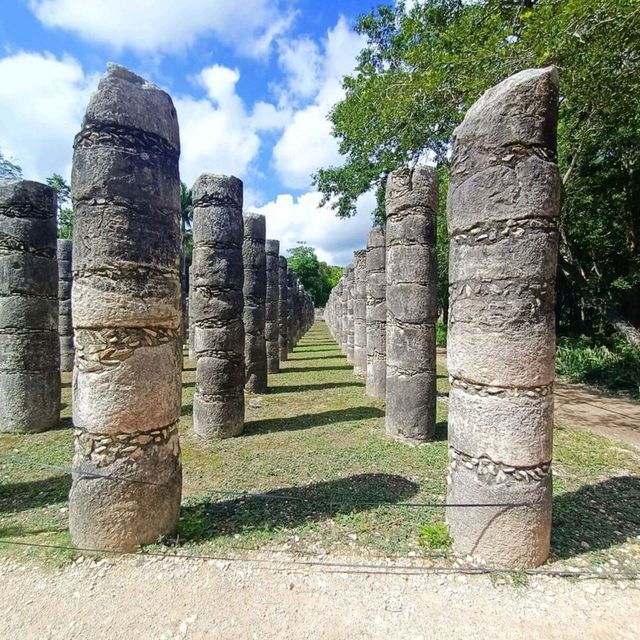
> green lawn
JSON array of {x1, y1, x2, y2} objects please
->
[{"x1": 1, "y1": 321, "x2": 639, "y2": 571}]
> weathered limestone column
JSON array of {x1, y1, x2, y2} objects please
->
[
  {"x1": 286, "y1": 270, "x2": 295, "y2": 353},
  {"x1": 188, "y1": 264, "x2": 195, "y2": 360},
  {"x1": 446, "y1": 68, "x2": 560, "y2": 568},
  {"x1": 243, "y1": 213, "x2": 267, "y2": 393},
  {"x1": 278, "y1": 256, "x2": 289, "y2": 361},
  {"x1": 345, "y1": 264, "x2": 355, "y2": 363},
  {"x1": 366, "y1": 228, "x2": 386, "y2": 399},
  {"x1": 192, "y1": 174, "x2": 245, "y2": 438},
  {"x1": 58, "y1": 239, "x2": 74, "y2": 372},
  {"x1": 385, "y1": 167, "x2": 438, "y2": 443},
  {"x1": 353, "y1": 250, "x2": 367, "y2": 377},
  {"x1": 340, "y1": 276, "x2": 348, "y2": 354},
  {"x1": 69, "y1": 65, "x2": 182, "y2": 550},
  {"x1": 0, "y1": 181, "x2": 60, "y2": 433},
  {"x1": 265, "y1": 239, "x2": 280, "y2": 373},
  {"x1": 333, "y1": 279, "x2": 343, "y2": 347}
]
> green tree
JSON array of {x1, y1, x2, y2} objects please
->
[
  {"x1": 314, "y1": 0, "x2": 640, "y2": 344},
  {"x1": 46, "y1": 173, "x2": 74, "y2": 239},
  {"x1": 0, "y1": 150, "x2": 22, "y2": 181},
  {"x1": 287, "y1": 243, "x2": 343, "y2": 307}
]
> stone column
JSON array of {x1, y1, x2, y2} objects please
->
[
  {"x1": 188, "y1": 264, "x2": 195, "y2": 360},
  {"x1": 265, "y1": 239, "x2": 280, "y2": 373},
  {"x1": 366, "y1": 228, "x2": 386, "y2": 400},
  {"x1": 192, "y1": 174, "x2": 245, "y2": 438},
  {"x1": 353, "y1": 250, "x2": 367, "y2": 377},
  {"x1": 0, "y1": 181, "x2": 60, "y2": 433},
  {"x1": 243, "y1": 213, "x2": 267, "y2": 393},
  {"x1": 69, "y1": 64, "x2": 182, "y2": 550},
  {"x1": 278, "y1": 256, "x2": 289, "y2": 361},
  {"x1": 340, "y1": 276, "x2": 348, "y2": 354},
  {"x1": 446, "y1": 67, "x2": 560, "y2": 568},
  {"x1": 345, "y1": 264, "x2": 355, "y2": 363},
  {"x1": 58, "y1": 239, "x2": 74, "y2": 372},
  {"x1": 385, "y1": 167, "x2": 438, "y2": 443}
]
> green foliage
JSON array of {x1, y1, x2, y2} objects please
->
[
  {"x1": 435, "y1": 321, "x2": 447, "y2": 347},
  {"x1": 556, "y1": 336, "x2": 640, "y2": 398},
  {"x1": 46, "y1": 173, "x2": 73, "y2": 239},
  {"x1": 287, "y1": 243, "x2": 343, "y2": 307},
  {"x1": 315, "y1": 0, "x2": 640, "y2": 338},
  {"x1": 418, "y1": 522, "x2": 451, "y2": 549},
  {"x1": 0, "y1": 149, "x2": 22, "y2": 181}
]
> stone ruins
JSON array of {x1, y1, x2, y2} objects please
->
[
  {"x1": 68, "y1": 64, "x2": 182, "y2": 550},
  {"x1": 243, "y1": 213, "x2": 267, "y2": 394},
  {"x1": 365, "y1": 228, "x2": 385, "y2": 400},
  {"x1": 352, "y1": 249, "x2": 367, "y2": 377},
  {"x1": 278, "y1": 256, "x2": 289, "y2": 361},
  {"x1": 3, "y1": 62, "x2": 565, "y2": 569},
  {"x1": 446, "y1": 67, "x2": 560, "y2": 568},
  {"x1": 57, "y1": 238, "x2": 74, "y2": 372},
  {"x1": 0, "y1": 180, "x2": 60, "y2": 433},
  {"x1": 265, "y1": 239, "x2": 280, "y2": 374},
  {"x1": 385, "y1": 167, "x2": 438, "y2": 443},
  {"x1": 192, "y1": 174, "x2": 245, "y2": 439}
]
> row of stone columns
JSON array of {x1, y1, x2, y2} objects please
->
[
  {"x1": 326, "y1": 67, "x2": 560, "y2": 569},
  {"x1": 326, "y1": 165, "x2": 439, "y2": 444}
]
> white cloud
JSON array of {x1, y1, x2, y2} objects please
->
[
  {"x1": 273, "y1": 16, "x2": 366, "y2": 190},
  {"x1": 250, "y1": 189, "x2": 376, "y2": 266},
  {"x1": 277, "y1": 37, "x2": 323, "y2": 102},
  {"x1": 29, "y1": 0, "x2": 294, "y2": 58},
  {"x1": 0, "y1": 51, "x2": 96, "y2": 181},
  {"x1": 176, "y1": 63, "x2": 292, "y2": 186}
]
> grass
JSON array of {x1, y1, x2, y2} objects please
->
[{"x1": 1, "y1": 321, "x2": 639, "y2": 572}]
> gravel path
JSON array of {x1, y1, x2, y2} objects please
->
[{"x1": 1, "y1": 554, "x2": 638, "y2": 639}]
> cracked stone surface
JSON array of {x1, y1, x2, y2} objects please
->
[
  {"x1": 385, "y1": 167, "x2": 438, "y2": 443},
  {"x1": 0, "y1": 180, "x2": 60, "y2": 433},
  {"x1": 446, "y1": 66, "x2": 561, "y2": 568},
  {"x1": 69, "y1": 64, "x2": 182, "y2": 550},
  {"x1": 191, "y1": 173, "x2": 245, "y2": 439}
]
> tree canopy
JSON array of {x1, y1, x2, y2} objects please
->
[
  {"x1": 314, "y1": 0, "x2": 640, "y2": 342},
  {"x1": 287, "y1": 243, "x2": 343, "y2": 308},
  {"x1": 0, "y1": 150, "x2": 22, "y2": 182}
]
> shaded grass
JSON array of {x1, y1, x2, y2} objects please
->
[{"x1": 0, "y1": 322, "x2": 639, "y2": 570}]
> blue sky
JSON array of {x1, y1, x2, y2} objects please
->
[{"x1": 0, "y1": 0, "x2": 399, "y2": 265}]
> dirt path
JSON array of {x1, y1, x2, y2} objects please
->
[
  {"x1": 1, "y1": 555, "x2": 638, "y2": 640},
  {"x1": 437, "y1": 348, "x2": 640, "y2": 449}
]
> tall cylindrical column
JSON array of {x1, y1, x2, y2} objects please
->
[
  {"x1": 385, "y1": 167, "x2": 438, "y2": 443},
  {"x1": 345, "y1": 264, "x2": 354, "y2": 363},
  {"x1": 188, "y1": 264, "x2": 195, "y2": 360},
  {"x1": 278, "y1": 256, "x2": 289, "y2": 361},
  {"x1": 366, "y1": 228, "x2": 386, "y2": 400},
  {"x1": 0, "y1": 180, "x2": 60, "y2": 433},
  {"x1": 286, "y1": 270, "x2": 295, "y2": 353},
  {"x1": 69, "y1": 64, "x2": 182, "y2": 550},
  {"x1": 243, "y1": 213, "x2": 267, "y2": 393},
  {"x1": 192, "y1": 174, "x2": 245, "y2": 438},
  {"x1": 58, "y1": 239, "x2": 74, "y2": 372},
  {"x1": 446, "y1": 67, "x2": 560, "y2": 568},
  {"x1": 265, "y1": 239, "x2": 280, "y2": 373},
  {"x1": 353, "y1": 250, "x2": 367, "y2": 377}
]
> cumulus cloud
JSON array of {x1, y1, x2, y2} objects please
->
[
  {"x1": 0, "y1": 51, "x2": 96, "y2": 181},
  {"x1": 175, "y1": 63, "x2": 292, "y2": 186},
  {"x1": 273, "y1": 16, "x2": 366, "y2": 189},
  {"x1": 29, "y1": 0, "x2": 294, "y2": 58},
  {"x1": 249, "y1": 189, "x2": 375, "y2": 266}
]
